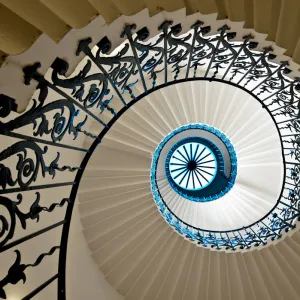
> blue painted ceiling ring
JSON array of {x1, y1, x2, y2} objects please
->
[
  {"x1": 151, "y1": 124, "x2": 237, "y2": 203},
  {"x1": 166, "y1": 137, "x2": 220, "y2": 191}
]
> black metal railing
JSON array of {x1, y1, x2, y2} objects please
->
[{"x1": 0, "y1": 20, "x2": 299, "y2": 299}]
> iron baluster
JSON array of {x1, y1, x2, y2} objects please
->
[
  {"x1": 202, "y1": 231, "x2": 207, "y2": 247},
  {"x1": 158, "y1": 21, "x2": 173, "y2": 84},
  {"x1": 213, "y1": 232, "x2": 221, "y2": 250},
  {"x1": 249, "y1": 227, "x2": 267, "y2": 245},
  {"x1": 204, "y1": 25, "x2": 230, "y2": 78},
  {"x1": 23, "y1": 63, "x2": 108, "y2": 128},
  {"x1": 261, "y1": 221, "x2": 281, "y2": 238},
  {"x1": 225, "y1": 232, "x2": 236, "y2": 250},
  {"x1": 221, "y1": 34, "x2": 253, "y2": 80},
  {"x1": 237, "y1": 231, "x2": 250, "y2": 249},
  {"x1": 122, "y1": 80, "x2": 138, "y2": 100},
  {"x1": 251, "y1": 61, "x2": 289, "y2": 92},
  {"x1": 237, "y1": 47, "x2": 272, "y2": 85},
  {"x1": 186, "y1": 21, "x2": 203, "y2": 79},
  {"x1": 121, "y1": 24, "x2": 148, "y2": 93}
]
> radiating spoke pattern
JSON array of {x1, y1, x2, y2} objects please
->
[{"x1": 169, "y1": 142, "x2": 217, "y2": 190}]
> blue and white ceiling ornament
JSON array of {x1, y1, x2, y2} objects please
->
[
  {"x1": 160, "y1": 124, "x2": 237, "y2": 202},
  {"x1": 168, "y1": 138, "x2": 219, "y2": 191}
]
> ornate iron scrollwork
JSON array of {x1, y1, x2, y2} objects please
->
[
  {"x1": 0, "y1": 141, "x2": 79, "y2": 190},
  {"x1": 0, "y1": 95, "x2": 87, "y2": 143},
  {"x1": 1, "y1": 18, "x2": 300, "y2": 299},
  {"x1": 0, "y1": 193, "x2": 70, "y2": 247},
  {"x1": 0, "y1": 246, "x2": 59, "y2": 299}
]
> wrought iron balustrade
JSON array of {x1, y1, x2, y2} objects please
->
[{"x1": 0, "y1": 20, "x2": 300, "y2": 299}]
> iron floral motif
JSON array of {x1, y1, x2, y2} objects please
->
[
  {"x1": 0, "y1": 247, "x2": 60, "y2": 299},
  {"x1": 95, "y1": 38, "x2": 139, "y2": 92},
  {"x1": 136, "y1": 28, "x2": 164, "y2": 81},
  {"x1": 51, "y1": 58, "x2": 115, "y2": 115}
]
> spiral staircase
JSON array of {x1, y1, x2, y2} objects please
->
[
  {"x1": 77, "y1": 77, "x2": 298, "y2": 300},
  {"x1": 1, "y1": 2, "x2": 300, "y2": 300}
]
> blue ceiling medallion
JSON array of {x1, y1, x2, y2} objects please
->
[
  {"x1": 151, "y1": 124, "x2": 237, "y2": 203},
  {"x1": 167, "y1": 138, "x2": 218, "y2": 191}
]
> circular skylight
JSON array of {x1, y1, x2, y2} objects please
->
[
  {"x1": 152, "y1": 124, "x2": 238, "y2": 203},
  {"x1": 168, "y1": 142, "x2": 217, "y2": 190}
]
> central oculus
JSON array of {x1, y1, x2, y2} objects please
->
[
  {"x1": 167, "y1": 140, "x2": 218, "y2": 190},
  {"x1": 151, "y1": 124, "x2": 237, "y2": 203}
]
